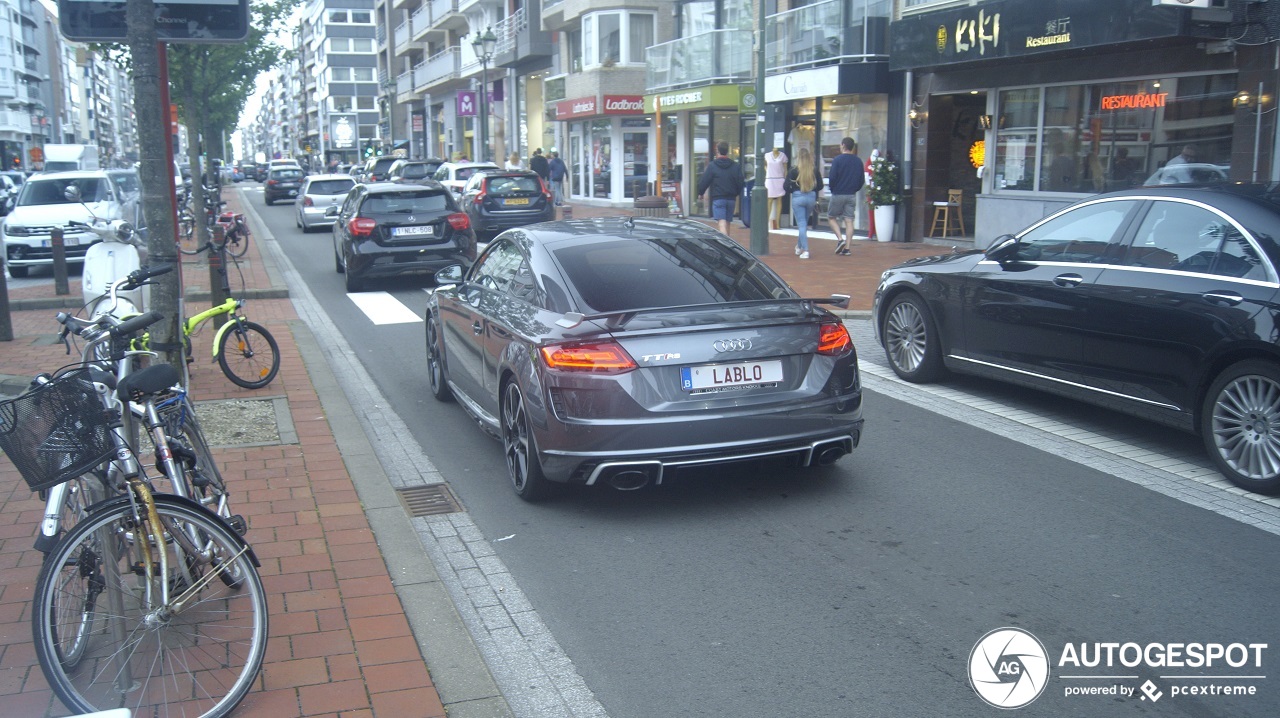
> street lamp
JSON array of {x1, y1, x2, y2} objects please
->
[
  {"x1": 381, "y1": 78, "x2": 396, "y2": 153},
  {"x1": 471, "y1": 26, "x2": 497, "y2": 163}
]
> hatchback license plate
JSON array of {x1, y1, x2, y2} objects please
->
[
  {"x1": 681, "y1": 360, "x2": 782, "y2": 392},
  {"x1": 393, "y1": 225, "x2": 434, "y2": 237},
  {"x1": 503, "y1": 198, "x2": 529, "y2": 206}
]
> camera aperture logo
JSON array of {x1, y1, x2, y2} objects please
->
[{"x1": 969, "y1": 628, "x2": 1050, "y2": 708}]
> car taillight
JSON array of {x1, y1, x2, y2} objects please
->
[
  {"x1": 541, "y1": 341, "x2": 638, "y2": 373},
  {"x1": 447, "y1": 213, "x2": 471, "y2": 230},
  {"x1": 348, "y1": 217, "x2": 377, "y2": 236},
  {"x1": 303, "y1": 196, "x2": 314, "y2": 207},
  {"x1": 538, "y1": 177, "x2": 553, "y2": 203},
  {"x1": 266, "y1": 179, "x2": 278, "y2": 186},
  {"x1": 817, "y1": 322, "x2": 852, "y2": 356}
]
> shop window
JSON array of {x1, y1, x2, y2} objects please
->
[{"x1": 582, "y1": 12, "x2": 655, "y2": 68}]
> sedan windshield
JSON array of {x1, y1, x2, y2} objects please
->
[{"x1": 20, "y1": 177, "x2": 113, "y2": 206}]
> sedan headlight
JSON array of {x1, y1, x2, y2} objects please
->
[{"x1": 5, "y1": 223, "x2": 28, "y2": 236}]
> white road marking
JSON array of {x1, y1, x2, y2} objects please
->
[{"x1": 346, "y1": 291, "x2": 423, "y2": 324}]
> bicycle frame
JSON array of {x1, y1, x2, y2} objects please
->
[{"x1": 184, "y1": 296, "x2": 245, "y2": 360}]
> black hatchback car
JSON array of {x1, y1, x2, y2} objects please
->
[
  {"x1": 873, "y1": 185, "x2": 1280, "y2": 494},
  {"x1": 330, "y1": 181, "x2": 476, "y2": 292},
  {"x1": 264, "y1": 166, "x2": 305, "y2": 205},
  {"x1": 459, "y1": 170, "x2": 555, "y2": 241}
]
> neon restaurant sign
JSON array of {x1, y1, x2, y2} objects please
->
[{"x1": 1101, "y1": 93, "x2": 1168, "y2": 110}]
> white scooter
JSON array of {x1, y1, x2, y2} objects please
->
[{"x1": 69, "y1": 185, "x2": 150, "y2": 319}]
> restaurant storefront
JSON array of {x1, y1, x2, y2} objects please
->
[
  {"x1": 643, "y1": 84, "x2": 756, "y2": 217},
  {"x1": 891, "y1": 0, "x2": 1273, "y2": 246}
]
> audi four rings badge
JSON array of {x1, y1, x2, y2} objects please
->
[{"x1": 713, "y1": 339, "x2": 751, "y2": 352}]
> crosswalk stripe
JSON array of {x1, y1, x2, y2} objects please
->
[{"x1": 347, "y1": 291, "x2": 423, "y2": 324}]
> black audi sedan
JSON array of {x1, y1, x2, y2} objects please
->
[
  {"x1": 872, "y1": 185, "x2": 1280, "y2": 494},
  {"x1": 459, "y1": 169, "x2": 555, "y2": 241},
  {"x1": 426, "y1": 217, "x2": 863, "y2": 500},
  {"x1": 329, "y1": 181, "x2": 476, "y2": 292}
]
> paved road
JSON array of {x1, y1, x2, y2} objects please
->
[{"x1": 254, "y1": 186, "x2": 1280, "y2": 718}]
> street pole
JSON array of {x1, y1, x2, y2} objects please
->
[
  {"x1": 473, "y1": 28, "x2": 496, "y2": 163},
  {"x1": 748, "y1": 0, "x2": 769, "y2": 254}
]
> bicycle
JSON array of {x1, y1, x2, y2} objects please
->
[
  {"x1": 2, "y1": 362, "x2": 268, "y2": 718},
  {"x1": 178, "y1": 185, "x2": 249, "y2": 259}
]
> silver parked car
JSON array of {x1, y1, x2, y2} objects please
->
[
  {"x1": 296, "y1": 174, "x2": 356, "y2": 232},
  {"x1": 425, "y1": 217, "x2": 863, "y2": 500}
]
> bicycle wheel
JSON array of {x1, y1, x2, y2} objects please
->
[
  {"x1": 217, "y1": 320, "x2": 280, "y2": 390},
  {"x1": 44, "y1": 472, "x2": 108, "y2": 669},
  {"x1": 224, "y1": 227, "x2": 249, "y2": 259},
  {"x1": 33, "y1": 496, "x2": 267, "y2": 718},
  {"x1": 177, "y1": 213, "x2": 202, "y2": 255}
]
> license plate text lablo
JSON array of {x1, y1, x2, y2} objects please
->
[{"x1": 712, "y1": 365, "x2": 766, "y2": 384}]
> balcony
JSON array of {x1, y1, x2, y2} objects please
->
[
  {"x1": 0, "y1": 110, "x2": 33, "y2": 134},
  {"x1": 765, "y1": 0, "x2": 889, "y2": 74},
  {"x1": 492, "y1": 5, "x2": 553, "y2": 69},
  {"x1": 395, "y1": 20, "x2": 410, "y2": 53},
  {"x1": 396, "y1": 71, "x2": 413, "y2": 101},
  {"x1": 427, "y1": 0, "x2": 465, "y2": 34},
  {"x1": 413, "y1": 47, "x2": 461, "y2": 92},
  {"x1": 646, "y1": 29, "x2": 752, "y2": 93},
  {"x1": 410, "y1": 5, "x2": 430, "y2": 41}
]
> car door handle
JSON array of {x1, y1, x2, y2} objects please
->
[
  {"x1": 1202, "y1": 291, "x2": 1243, "y2": 306},
  {"x1": 1053, "y1": 273, "x2": 1085, "y2": 287},
  {"x1": 472, "y1": 321, "x2": 483, "y2": 335}
]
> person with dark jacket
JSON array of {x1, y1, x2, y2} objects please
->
[
  {"x1": 529, "y1": 148, "x2": 550, "y2": 182},
  {"x1": 696, "y1": 141, "x2": 745, "y2": 235},
  {"x1": 547, "y1": 150, "x2": 567, "y2": 206}
]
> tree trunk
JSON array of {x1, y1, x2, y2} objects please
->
[{"x1": 127, "y1": 0, "x2": 185, "y2": 374}]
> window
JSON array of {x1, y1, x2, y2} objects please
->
[
  {"x1": 353, "y1": 38, "x2": 373, "y2": 52},
  {"x1": 354, "y1": 67, "x2": 374, "y2": 82},
  {"x1": 566, "y1": 30, "x2": 582, "y2": 72},
  {"x1": 472, "y1": 240, "x2": 526, "y2": 292},
  {"x1": 356, "y1": 96, "x2": 376, "y2": 110},
  {"x1": 1124, "y1": 201, "x2": 1266, "y2": 280},
  {"x1": 331, "y1": 67, "x2": 351, "y2": 81},
  {"x1": 581, "y1": 12, "x2": 654, "y2": 68},
  {"x1": 330, "y1": 96, "x2": 353, "y2": 111},
  {"x1": 328, "y1": 10, "x2": 347, "y2": 22},
  {"x1": 1015, "y1": 200, "x2": 1138, "y2": 264},
  {"x1": 329, "y1": 38, "x2": 349, "y2": 52}
]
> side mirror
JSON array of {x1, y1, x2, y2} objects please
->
[
  {"x1": 435, "y1": 264, "x2": 465, "y2": 285},
  {"x1": 984, "y1": 233, "x2": 1019, "y2": 262}
]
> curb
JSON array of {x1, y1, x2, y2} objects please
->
[{"x1": 5, "y1": 286, "x2": 290, "y2": 313}]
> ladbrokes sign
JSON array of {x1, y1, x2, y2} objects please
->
[{"x1": 556, "y1": 95, "x2": 644, "y2": 120}]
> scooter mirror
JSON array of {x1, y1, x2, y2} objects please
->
[{"x1": 111, "y1": 220, "x2": 134, "y2": 242}]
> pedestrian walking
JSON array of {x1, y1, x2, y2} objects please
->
[
  {"x1": 696, "y1": 141, "x2": 745, "y2": 236},
  {"x1": 784, "y1": 147, "x2": 823, "y2": 259},
  {"x1": 547, "y1": 150, "x2": 567, "y2": 206},
  {"x1": 826, "y1": 137, "x2": 863, "y2": 255},
  {"x1": 529, "y1": 148, "x2": 550, "y2": 182}
]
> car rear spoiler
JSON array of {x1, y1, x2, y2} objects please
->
[{"x1": 555, "y1": 294, "x2": 852, "y2": 329}]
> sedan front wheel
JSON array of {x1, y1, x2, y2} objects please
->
[
  {"x1": 882, "y1": 293, "x2": 944, "y2": 383},
  {"x1": 1203, "y1": 360, "x2": 1280, "y2": 495}
]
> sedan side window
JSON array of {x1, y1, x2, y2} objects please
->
[
  {"x1": 1016, "y1": 200, "x2": 1138, "y2": 264},
  {"x1": 472, "y1": 240, "x2": 524, "y2": 292},
  {"x1": 1124, "y1": 201, "x2": 1268, "y2": 280}
]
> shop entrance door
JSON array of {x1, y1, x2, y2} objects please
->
[{"x1": 923, "y1": 92, "x2": 985, "y2": 238}]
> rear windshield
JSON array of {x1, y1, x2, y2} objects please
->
[
  {"x1": 454, "y1": 167, "x2": 485, "y2": 182},
  {"x1": 399, "y1": 164, "x2": 432, "y2": 179},
  {"x1": 271, "y1": 169, "x2": 304, "y2": 180},
  {"x1": 308, "y1": 179, "x2": 354, "y2": 195},
  {"x1": 362, "y1": 191, "x2": 450, "y2": 214},
  {"x1": 553, "y1": 237, "x2": 790, "y2": 313},
  {"x1": 370, "y1": 159, "x2": 397, "y2": 172},
  {"x1": 19, "y1": 177, "x2": 113, "y2": 206},
  {"x1": 486, "y1": 176, "x2": 541, "y2": 195}
]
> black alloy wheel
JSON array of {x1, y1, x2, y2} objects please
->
[
  {"x1": 501, "y1": 381, "x2": 552, "y2": 501},
  {"x1": 425, "y1": 315, "x2": 453, "y2": 402}
]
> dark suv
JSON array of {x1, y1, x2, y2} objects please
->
[
  {"x1": 387, "y1": 159, "x2": 445, "y2": 185},
  {"x1": 460, "y1": 170, "x2": 555, "y2": 241},
  {"x1": 329, "y1": 181, "x2": 477, "y2": 292},
  {"x1": 264, "y1": 166, "x2": 305, "y2": 205},
  {"x1": 360, "y1": 156, "x2": 399, "y2": 183}
]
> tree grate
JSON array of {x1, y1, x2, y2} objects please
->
[{"x1": 396, "y1": 484, "x2": 462, "y2": 517}]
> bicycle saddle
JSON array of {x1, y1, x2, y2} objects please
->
[{"x1": 116, "y1": 364, "x2": 180, "y2": 403}]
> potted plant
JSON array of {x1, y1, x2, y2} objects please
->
[{"x1": 867, "y1": 153, "x2": 901, "y2": 242}]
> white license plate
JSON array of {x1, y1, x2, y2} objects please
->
[
  {"x1": 41, "y1": 236, "x2": 80, "y2": 247},
  {"x1": 393, "y1": 225, "x2": 434, "y2": 237},
  {"x1": 681, "y1": 360, "x2": 783, "y2": 392}
]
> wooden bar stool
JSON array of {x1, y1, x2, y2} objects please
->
[{"x1": 929, "y1": 189, "x2": 966, "y2": 237}]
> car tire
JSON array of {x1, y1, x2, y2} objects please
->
[
  {"x1": 1202, "y1": 359, "x2": 1280, "y2": 495},
  {"x1": 334, "y1": 247, "x2": 344, "y2": 274},
  {"x1": 295, "y1": 214, "x2": 301, "y2": 229},
  {"x1": 882, "y1": 292, "x2": 945, "y2": 383},
  {"x1": 8, "y1": 265, "x2": 28, "y2": 278},
  {"x1": 425, "y1": 314, "x2": 453, "y2": 402},
  {"x1": 501, "y1": 380, "x2": 554, "y2": 501},
  {"x1": 344, "y1": 265, "x2": 362, "y2": 293},
  {"x1": 265, "y1": 197, "x2": 273, "y2": 206}
]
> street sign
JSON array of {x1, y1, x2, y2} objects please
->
[{"x1": 58, "y1": 0, "x2": 250, "y2": 43}]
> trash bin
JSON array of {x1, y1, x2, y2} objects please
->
[
  {"x1": 633, "y1": 196, "x2": 670, "y2": 218},
  {"x1": 741, "y1": 180, "x2": 754, "y2": 228}
]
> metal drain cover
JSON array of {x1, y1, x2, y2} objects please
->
[{"x1": 396, "y1": 484, "x2": 462, "y2": 517}]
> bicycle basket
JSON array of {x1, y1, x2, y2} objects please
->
[{"x1": 0, "y1": 367, "x2": 118, "y2": 492}]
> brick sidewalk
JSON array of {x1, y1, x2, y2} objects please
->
[{"x1": 0, "y1": 198, "x2": 449, "y2": 717}]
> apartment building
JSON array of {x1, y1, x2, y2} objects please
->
[{"x1": 0, "y1": 0, "x2": 43, "y2": 169}]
